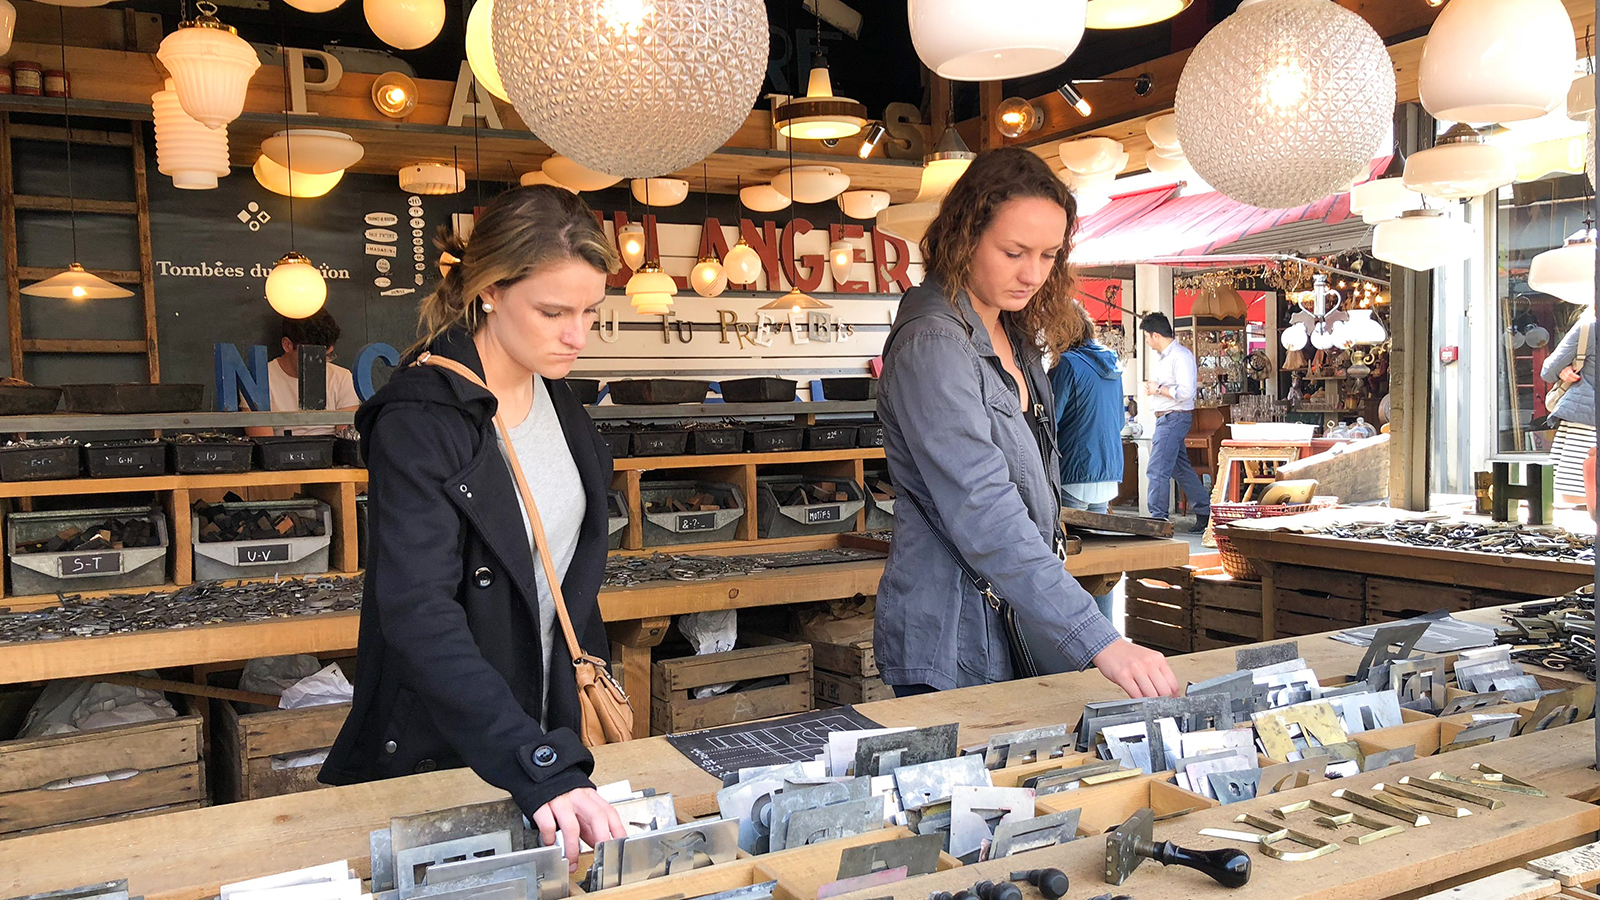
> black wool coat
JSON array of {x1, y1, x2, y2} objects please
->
[{"x1": 320, "y1": 327, "x2": 614, "y2": 816}]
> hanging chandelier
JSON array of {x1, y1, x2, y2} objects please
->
[{"x1": 774, "y1": 53, "x2": 868, "y2": 140}]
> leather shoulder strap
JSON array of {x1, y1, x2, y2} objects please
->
[{"x1": 416, "y1": 353, "x2": 587, "y2": 663}]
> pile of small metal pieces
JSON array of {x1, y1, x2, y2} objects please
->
[
  {"x1": 1316, "y1": 518, "x2": 1594, "y2": 563},
  {"x1": 1, "y1": 436, "x2": 77, "y2": 449},
  {"x1": 604, "y1": 548, "x2": 885, "y2": 587},
  {"x1": 1500, "y1": 586, "x2": 1596, "y2": 680},
  {"x1": 169, "y1": 431, "x2": 251, "y2": 445},
  {"x1": 0, "y1": 576, "x2": 362, "y2": 643}
]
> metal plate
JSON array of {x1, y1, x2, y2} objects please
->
[
  {"x1": 422, "y1": 847, "x2": 567, "y2": 900},
  {"x1": 1438, "y1": 692, "x2": 1509, "y2": 716},
  {"x1": 836, "y1": 833, "x2": 945, "y2": 879},
  {"x1": 1361, "y1": 746, "x2": 1417, "y2": 772},
  {"x1": 691, "y1": 882, "x2": 777, "y2": 900},
  {"x1": 948, "y1": 786, "x2": 1035, "y2": 861},
  {"x1": 990, "y1": 808, "x2": 1081, "y2": 859},
  {"x1": 856, "y1": 724, "x2": 960, "y2": 777},
  {"x1": 618, "y1": 818, "x2": 740, "y2": 885},
  {"x1": 374, "y1": 800, "x2": 527, "y2": 893},
  {"x1": 1237, "y1": 642, "x2": 1300, "y2": 671},
  {"x1": 1259, "y1": 759, "x2": 1325, "y2": 794},
  {"x1": 1443, "y1": 716, "x2": 1518, "y2": 750},
  {"x1": 614, "y1": 794, "x2": 679, "y2": 835},
  {"x1": 816, "y1": 868, "x2": 907, "y2": 900},
  {"x1": 769, "y1": 779, "x2": 871, "y2": 852},
  {"x1": 781, "y1": 795, "x2": 886, "y2": 849},
  {"x1": 1356, "y1": 622, "x2": 1429, "y2": 681},
  {"x1": 396, "y1": 833, "x2": 515, "y2": 897},
  {"x1": 8, "y1": 883, "x2": 130, "y2": 900},
  {"x1": 1104, "y1": 808, "x2": 1153, "y2": 885},
  {"x1": 1001, "y1": 733, "x2": 1076, "y2": 768},
  {"x1": 1252, "y1": 702, "x2": 1348, "y2": 761},
  {"x1": 893, "y1": 755, "x2": 989, "y2": 810},
  {"x1": 1325, "y1": 691, "x2": 1404, "y2": 734},
  {"x1": 1207, "y1": 769, "x2": 1260, "y2": 805},
  {"x1": 983, "y1": 725, "x2": 1070, "y2": 768}
]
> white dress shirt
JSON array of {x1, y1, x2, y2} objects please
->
[{"x1": 1150, "y1": 340, "x2": 1197, "y2": 413}]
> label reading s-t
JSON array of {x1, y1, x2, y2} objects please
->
[
  {"x1": 58, "y1": 551, "x2": 122, "y2": 576},
  {"x1": 238, "y1": 543, "x2": 290, "y2": 564}
]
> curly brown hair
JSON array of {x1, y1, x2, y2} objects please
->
[{"x1": 922, "y1": 147, "x2": 1080, "y2": 355}]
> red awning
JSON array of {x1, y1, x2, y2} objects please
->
[{"x1": 1075, "y1": 184, "x2": 1183, "y2": 244}]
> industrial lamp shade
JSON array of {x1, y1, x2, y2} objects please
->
[
  {"x1": 630, "y1": 178, "x2": 690, "y2": 207},
  {"x1": 775, "y1": 61, "x2": 868, "y2": 140},
  {"x1": 1528, "y1": 230, "x2": 1597, "y2": 305},
  {"x1": 156, "y1": 2, "x2": 261, "y2": 130},
  {"x1": 0, "y1": 0, "x2": 15, "y2": 56},
  {"x1": 876, "y1": 127, "x2": 976, "y2": 242},
  {"x1": 262, "y1": 129, "x2": 365, "y2": 176},
  {"x1": 542, "y1": 156, "x2": 621, "y2": 192},
  {"x1": 1418, "y1": 0, "x2": 1576, "y2": 124},
  {"x1": 691, "y1": 257, "x2": 728, "y2": 297},
  {"x1": 724, "y1": 238, "x2": 763, "y2": 285},
  {"x1": 1174, "y1": 0, "x2": 1395, "y2": 210},
  {"x1": 1085, "y1": 0, "x2": 1191, "y2": 29},
  {"x1": 771, "y1": 166, "x2": 851, "y2": 204},
  {"x1": 1401, "y1": 124, "x2": 1516, "y2": 200},
  {"x1": 838, "y1": 190, "x2": 890, "y2": 219},
  {"x1": 759, "y1": 287, "x2": 832, "y2": 311},
  {"x1": 1372, "y1": 209, "x2": 1476, "y2": 271},
  {"x1": 828, "y1": 240, "x2": 854, "y2": 284},
  {"x1": 21, "y1": 263, "x2": 132, "y2": 299},
  {"x1": 493, "y1": 0, "x2": 768, "y2": 178},
  {"x1": 364, "y1": 0, "x2": 446, "y2": 49},
  {"x1": 265, "y1": 253, "x2": 328, "y2": 318},
  {"x1": 740, "y1": 183, "x2": 792, "y2": 213},
  {"x1": 153, "y1": 78, "x2": 230, "y2": 190},
  {"x1": 254, "y1": 155, "x2": 343, "y2": 198},
  {"x1": 908, "y1": 0, "x2": 1088, "y2": 81},
  {"x1": 617, "y1": 224, "x2": 647, "y2": 271},
  {"x1": 398, "y1": 164, "x2": 466, "y2": 195},
  {"x1": 465, "y1": 0, "x2": 509, "y2": 102}
]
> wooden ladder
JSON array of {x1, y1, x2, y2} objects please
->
[{"x1": 0, "y1": 111, "x2": 160, "y2": 381}]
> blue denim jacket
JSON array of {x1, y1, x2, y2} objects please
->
[{"x1": 875, "y1": 282, "x2": 1121, "y2": 690}]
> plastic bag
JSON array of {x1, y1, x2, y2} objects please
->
[
  {"x1": 278, "y1": 663, "x2": 354, "y2": 710},
  {"x1": 239, "y1": 655, "x2": 324, "y2": 696},
  {"x1": 20, "y1": 679, "x2": 176, "y2": 738},
  {"x1": 680, "y1": 610, "x2": 737, "y2": 698}
]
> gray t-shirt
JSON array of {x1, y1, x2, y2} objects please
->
[{"x1": 496, "y1": 377, "x2": 586, "y2": 727}]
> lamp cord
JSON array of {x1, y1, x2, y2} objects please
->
[
  {"x1": 279, "y1": 35, "x2": 297, "y2": 252},
  {"x1": 58, "y1": 7, "x2": 78, "y2": 263}
]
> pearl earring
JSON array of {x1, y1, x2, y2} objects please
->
[{"x1": 481, "y1": 300, "x2": 494, "y2": 313}]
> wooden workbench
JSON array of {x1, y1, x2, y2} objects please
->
[{"x1": 5, "y1": 603, "x2": 1592, "y2": 900}]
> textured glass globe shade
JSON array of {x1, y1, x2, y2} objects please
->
[
  {"x1": 1528, "y1": 234, "x2": 1596, "y2": 305},
  {"x1": 691, "y1": 258, "x2": 728, "y2": 297},
  {"x1": 285, "y1": 0, "x2": 347, "y2": 12},
  {"x1": 1059, "y1": 137, "x2": 1123, "y2": 174},
  {"x1": 908, "y1": 0, "x2": 1087, "y2": 81},
  {"x1": 740, "y1": 183, "x2": 792, "y2": 213},
  {"x1": 1086, "y1": 0, "x2": 1189, "y2": 29},
  {"x1": 365, "y1": 0, "x2": 445, "y2": 49},
  {"x1": 1402, "y1": 130, "x2": 1515, "y2": 200},
  {"x1": 262, "y1": 129, "x2": 364, "y2": 176},
  {"x1": 518, "y1": 170, "x2": 577, "y2": 191},
  {"x1": 542, "y1": 156, "x2": 621, "y2": 191},
  {"x1": 1372, "y1": 209, "x2": 1476, "y2": 271},
  {"x1": 0, "y1": 0, "x2": 15, "y2": 56},
  {"x1": 465, "y1": 0, "x2": 509, "y2": 101},
  {"x1": 838, "y1": 190, "x2": 890, "y2": 219},
  {"x1": 153, "y1": 78, "x2": 230, "y2": 190},
  {"x1": 617, "y1": 224, "x2": 647, "y2": 271},
  {"x1": 1349, "y1": 176, "x2": 1421, "y2": 223},
  {"x1": 828, "y1": 240, "x2": 854, "y2": 284},
  {"x1": 156, "y1": 8, "x2": 261, "y2": 130},
  {"x1": 493, "y1": 0, "x2": 768, "y2": 178},
  {"x1": 724, "y1": 240, "x2": 762, "y2": 284},
  {"x1": 254, "y1": 155, "x2": 343, "y2": 198},
  {"x1": 398, "y1": 164, "x2": 465, "y2": 195},
  {"x1": 1146, "y1": 113, "x2": 1179, "y2": 151},
  {"x1": 266, "y1": 254, "x2": 328, "y2": 318},
  {"x1": 1419, "y1": 0, "x2": 1575, "y2": 124},
  {"x1": 630, "y1": 178, "x2": 689, "y2": 207},
  {"x1": 1174, "y1": 0, "x2": 1394, "y2": 210},
  {"x1": 772, "y1": 166, "x2": 851, "y2": 203}
]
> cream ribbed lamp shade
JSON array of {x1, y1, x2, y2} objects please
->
[
  {"x1": 908, "y1": 0, "x2": 1087, "y2": 80},
  {"x1": 1418, "y1": 0, "x2": 1576, "y2": 124},
  {"x1": 493, "y1": 0, "x2": 767, "y2": 177},
  {"x1": 1174, "y1": 0, "x2": 1394, "y2": 210},
  {"x1": 625, "y1": 262, "x2": 676, "y2": 315},
  {"x1": 153, "y1": 78, "x2": 230, "y2": 190},
  {"x1": 266, "y1": 253, "x2": 328, "y2": 318},
  {"x1": 156, "y1": 2, "x2": 260, "y2": 130},
  {"x1": 465, "y1": 0, "x2": 509, "y2": 102},
  {"x1": 364, "y1": 0, "x2": 445, "y2": 49},
  {"x1": 254, "y1": 156, "x2": 344, "y2": 198},
  {"x1": 1529, "y1": 230, "x2": 1596, "y2": 305},
  {"x1": 399, "y1": 164, "x2": 466, "y2": 195},
  {"x1": 630, "y1": 178, "x2": 690, "y2": 207},
  {"x1": 262, "y1": 129, "x2": 364, "y2": 176},
  {"x1": 1372, "y1": 209, "x2": 1476, "y2": 271}
]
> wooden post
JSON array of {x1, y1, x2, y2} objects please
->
[
  {"x1": 1258, "y1": 560, "x2": 1277, "y2": 642},
  {"x1": 979, "y1": 80, "x2": 1003, "y2": 150},
  {"x1": 608, "y1": 616, "x2": 670, "y2": 741},
  {"x1": 167, "y1": 486, "x2": 193, "y2": 586},
  {"x1": 1387, "y1": 103, "x2": 1435, "y2": 511},
  {"x1": 1, "y1": 114, "x2": 20, "y2": 380}
]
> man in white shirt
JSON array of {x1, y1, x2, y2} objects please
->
[
  {"x1": 245, "y1": 311, "x2": 362, "y2": 437},
  {"x1": 1140, "y1": 313, "x2": 1208, "y2": 530}
]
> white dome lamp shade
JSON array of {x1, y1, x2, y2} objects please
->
[
  {"x1": 0, "y1": 0, "x2": 15, "y2": 56},
  {"x1": 1086, "y1": 0, "x2": 1191, "y2": 29},
  {"x1": 22, "y1": 263, "x2": 133, "y2": 299},
  {"x1": 774, "y1": 53, "x2": 868, "y2": 140},
  {"x1": 1146, "y1": 113, "x2": 1180, "y2": 151},
  {"x1": 542, "y1": 156, "x2": 621, "y2": 192},
  {"x1": 518, "y1": 170, "x2": 577, "y2": 192},
  {"x1": 1145, "y1": 145, "x2": 1191, "y2": 176},
  {"x1": 691, "y1": 255, "x2": 728, "y2": 298},
  {"x1": 1280, "y1": 321, "x2": 1309, "y2": 351},
  {"x1": 465, "y1": 0, "x2": 509, "y2": 102},
  {"x1": 262, "y1": 129, "x2": 365, "y2": 176},
  {"x1": 254, "y1": 155, "x2": 343, "y2": 198},
  {"x1": 617, "y1": 223, "x2": 647, "y2": 271},
  {"x1": 630, "y1": 178, "x2": 690, "y2": 207},
  {"x1": 399, "y1": 164, "x2": 466, "y2": 195},
  {"x1": 153, "y1": 78, "x2": 230, "y2": 190},
  {"x1": 265, "y1": 252, "x2": 328, "y2": 318},
  {"x1": 838, "y1": 190, "x2": 891, "y2": 219},
  {"x1": 1349, "y1": 153, "x2": 1421, "y2": 224},
  {"x1": 1568, "y1": 75, "x2": 1596, "y2": 121},
  {"x1": 876, "y1": 126, "x2": 977, "y2": 242},
  {"x1": 908, "y1": 0, "x2": 1088, "y2": 81},
  {"x1": 740, "y1": 183, "x2": 792, "y2": 213},
  {"x1": 724, "y1": 238, "x2": 763, "y2": 285},
  {"x1": 285, "y1": 0, "x2": 348, "y2": 12},
  {"x1": 1345, "y1": 308, "x2": 1387, "y2": 344},
  {"x1": 771, "y1": 166, "x2": 852, "y2": 204},
  {"x1": 1059, "y1": 137, "x2": 1124, "y2": 174},
  {"x1": 1418, "y1": 0, "x2": 1576, "y2": 124},
  {"x1": 365, "y1": 0, "x2": 446, "y2": 50},
  {"x1": 1402, "y1": 123, "x2": 1516, "y2": 200},
  {"x1": 1528, "y1": 228, "x2": 1597, "y2": 305},
  {"x1": 1372, "y1": 208, "x2": 1477, "y2": 271},
  {"x1": 156, "y1": 1, "x2": 261, "y2": 130}
]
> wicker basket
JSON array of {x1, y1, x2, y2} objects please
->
[{"x1": 1212, "y1": 499, "x2": 1338, "y2": 580}]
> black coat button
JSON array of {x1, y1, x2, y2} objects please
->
[
  {"x1": 473, "y1": 566, "x2": 494, "y2": 588},
  {"x1": 414, "y1": 758, "x2": 438, "y2": 773},
  {"x1": 532, "y1": 745, "x2": 557, "y2": 767},
  {"x1": 384, "y1": 740, "x2": 397, "y2": 754}
]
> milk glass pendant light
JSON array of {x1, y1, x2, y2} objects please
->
[
  {"x1": 1372, "y1": 208, "x2": 1476, "y2": 271},
  {"x1": 157, "y1": 1, "x2": 260, "y2": 130},
  {"x1": 262, "y1": 129, "x2": 365, "y2": 175},
  {"x1": 264, "y1": 43, "x2": 326, "y2": 319},
  {"x1": 365, "y1": 0, "x2": 446, "y2": 49},
  {"x1": 0, "y1": 0, "x2": 16, "y2": 56},
  {"x1": 464, "y1": 0, "x2": 509, "y2": 102},
  {"x1": 399, "y1": 164, "x2": 466, "y2": 195},
  {"x1": 759, "y1": 287, "x2": 831, "y2": 311},
  {"x1": 254, "y1": 155, "x2": 343, "y2": 197},
  {"x1": 828, "y1": 240, "x2": 853, "y2": 284},
  {"x1": 617, "y1": 223, "x2": 647, "y2": 271},
  {"x1": 1349, "y1": 152, "x2": 1422, "y2": 224},
  {"x1": 518, "y1": 170, "x2": 575, "y2": 191},
  {"x1": 1402, "y1": 123, "x2": 1516, "y2": 200},
  {"x1": 771, "y1": 166, "x2": 851, "y2": 203},
  {"x1": 876, "y1": 126, "x2": 977, "y2": 242},
  {"x1": 1085, "y1": 0, "x2": 1190, "y2": 29},
  {"x1": 690, "y1": 165, "x2": 727, "y2": 298},
  {"x1": 1529, "y1": 227, "x2": 1597, "y2": 305},
  {"x1": 285, "y1": 0, "x2": 347, "y2": 12},
  {"x1": 908, "y1": 0, "x2": 1088, "y2": 81},
  {"x1": 1418, "y1": 0, "x2": 1576, "y2": 124},
  {"x1": 625, "y1": 188, "x2": 676, "y2": 314},
  {"x1": 542, "y1": 156, "x2": 622, "y2": 192},
  {"x1": 774, "y1": 50, "x2": 867, "y2": 140},
  {"x1": 724, "y1": 177, "x2": 764, "y2": 285},
  {"x1": 631, "y1": 178, "x2": 689, "y2": 207},
  {"x1": 740, "y1": 183, "x2": 791, "y2": 213},
  {"x1": 1174, "y1": 0, "x2": 1395, "y2": 210},
  {"x1": 23, "y1": 9, "x2": 131, "y2": 301},
  {"x1": 838, "y1": 190, "x2": 890, "y2": 219},
  {"x1": 153, "y1": 78, "x2": 230, "y2": 190}
]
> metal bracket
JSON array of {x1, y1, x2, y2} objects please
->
[
  {"x1": 990, "y1": 809, "x2": 1082, "y2": 859},
  {"x1": 836, "y1": 833, "x2": 945, "y2": 879},
  {"x1": 1329, "y1": 788, "x2": 1431, "y2": 825},
  {"x1": 949, "y1": 786, "x2": 1036, "y2": 861},
  {"x1": 855, "y1": 724, "x2": 960, "y2": 777},
  {"x1": 1371, "y1": 782, "x2": 1473, "y2": 818},
  {"x1": 1396, "y1": 776, "x2": 1504, "y2": 810},
  {"x1": 1233, "y1": 814, "x2": 1340, "y2": 861}
]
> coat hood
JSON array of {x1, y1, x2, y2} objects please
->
[{"x1": 1071, "y1": 341, "x2": 1123, "y2": 380}]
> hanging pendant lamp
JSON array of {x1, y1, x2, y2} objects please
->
[
  {"x1": 254, "y1": 155, "x2": 343, "y2": 198},
  {"x1": 1349, "y1": 152, "x2": 1422, "y2": 224},
  {"x1": 1418, "y1": 0, "x2": 1576, "y2": 124},
  {"x1": 156, "y1": 1, "x2": 260, "y2": 130},
  {"x1": 690, "y1": 163, "x2": 727, "y2": 298},
  {"x1": 771, "y1": 166, "x2": 851, "y2": 204},
  {"x1": 909, "y1": 0, "x2": 1088, "y2": 81},
  {"x1": 365, "y1": 0, "x2": 446, "y2": 49},
  {"x1": 625, "y1": 262, "x2": 677, "y2": 316},
  {"x1": 724, "y1": 176, "x2": 764, "y2": 286},
  {"x1": 876, "y1": 126, "x2": 976, "y2": 242},
  {"x1": 1372, "y1": 208, "x2": 1477, "y2": 271},
  {"x1": 1529, "y1": 228, "x2": 1597, "y2": 305},
  {"x1": 0, "y1": 0, "x2": 16, "y2": 57},
  {"x1": 262, "y1": 129, "x2": 365, "y2": 176},
  {"x1": 153, "y1": 78, "x2": 230, "y2": 190},
  {"x1": 838, "y1": 190, "x2": 890, "y2": 219},
  {"x1": 464, "y1": 0, "x2": 510, "y2": 102},
  {"x1": 617, "y1": 223, "x2": 647, "y2": 271},
  {"x1": 542, "y1": 155, "x2": 621, "y2": 192},
  {"x1": 828, "y1": 240, "x2": 854, "y2": 284},
  {"x1": 1402, "y1": 123, "x2": 1516, "y2": 200},
  {"x1": 263, "y1": 42, "x2": 326, "y2": 319},
  {"x1": 1085, "y1": 0, "x2": 1190, "y2": 29},
  {"x1": 775, "y1": 53, "x2": 868, "y2": 140},
  {"x1": 759, "y1": 287, "x2": 831, "y2": 311},
  {"x1": 741, "y1": 183, "x2": 792, "y2": 213}
]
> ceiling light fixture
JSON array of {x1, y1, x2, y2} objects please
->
[
  {"x1": 996, "y1": 97, "x2": 1044, "y2": 139},
  {"x1": 465, "y1": 0, "x2": 510, "y2": 101},
  {"x1": 691, "y1": 163, "x2": 727, "y2": 298},
  {"x1": 1372, "y1": 208, "x2": 1477, "y2": 271},
  {"x1": 0, "y1": 1, "x2": 15, "y2": 57},
  {"x1": 1402, "y1": 123, "x2": 1516, "y2": 199},
  {"x1": 398, "y1": 164, "x2": 466, "y2": 195},
  {"x1": 156, "y1": 1, "x2": 259, "y2": 130},
  {"x1": 624, "y1": 261, "x2": 676, "y2": 316},
  {"x1": 519, "y1": 170, "x2": 577, "y2": 191},
  {"x1": 630, "y1": 178, "x2": 689, "y2": 207},
  {"x1": 1418, "y1": 0, "x2": 1576, "y2": 124},
  {"x1": 285, "y1": 0, "x2": 348, "y2": 11},
  {"x1": 740, "y1": 183, "x2": 792, "y2": 213},
  {"x1": 1528, "y1": 226, "x2": 1597, "y2": 305},
  {"x1": 775, "y1": 52, "x2": 868, "y2": 140},
  {"x1": 771, "y1": 165, "x2": 851, "y2": 203},
  {"x1": 372, "y1": 71, "x2": 418, "y2": 118},
  {"x1": 909, "y1": 0, "x2": 1088, "y2": 81},
  {"x1": 724, "y1": 175, "x2": 764, "y2": 286},
  {"x1": 1085, "y1": 0, "x2": 1191, "y2": 29},
  {"x1": 541, "y1": 155, "x2": 621, "y2": 192},
  {"x1": 828, "y1": 240, "x2": 854, "y2": 284},
  {"x1": 254, "y1": 155, "x2": 343, "y2": 197},
  {"x1": 617, "y1": 223, "x2": 648, "y2": 271},
  {"x1": 876, "y1": 126, "x2": 977, "y2": 242},
  {"x1": 262, "y1": 129, "x2": 365, "y2": 175},
  {"x1": 264, "y1": 41, "x2": 325, "y2": 319},
  {"x1": 857, "y1": 122, "x2": 888, "y2": 158},
  {"x1": 365, "y1": 0, "x2": 446, "y2": 49},
  {"x1": 838, "y1": 189, "x2": 891, "y2": 219}
]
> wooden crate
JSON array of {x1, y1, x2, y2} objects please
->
[
  {"x1": 1192, "y1": 574, "x2": 1264, "y2": 645},
  {"x1": 1035, "y1": 774, "x2": 1218, "y2": 836},
  {"x1": 1273, "y1": 565, "x2": 1365, "y2": 601},
  {"x1": 651, "y1": 643, "x2": 812, "y2": 735},
  {"x1": 807, "y1": 637, "x2": 877, "y2": 679},
  {"x1": 213, "y1": 699, "x2": 350, "y2": 802},
  {"x1": 1366, "y1": 577, "x2": 1475, "y2": 623},
  {"x1": 1273, "y1": 587, "x2": 1364, "y2": 638},
  {"x1": 0, "y1": 694, "x2": 205, "y2": 837},
  {"x1": 1124, "y1": 567, "x2": 1194, "y2": 654},
  {"x1": 812, "y1": 669, "x2": 892, "y2": 706}
]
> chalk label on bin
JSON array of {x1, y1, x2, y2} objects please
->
[
  {"x1": 238, "y1": 543, "x2": 291, "y2": 564},
  {"x1": 678, "y1": 512, "x2": 717, "y2": 532},
  {"x1": 58, "y1": 551, "x2": 122, "y2": 577},
  {"x1": 806, "y1": 506, "x2": 842, "y2": 524}
]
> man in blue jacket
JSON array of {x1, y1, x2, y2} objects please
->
[{"x1": 1049, "y1": 308, "x2": 1126, "y2": 621}]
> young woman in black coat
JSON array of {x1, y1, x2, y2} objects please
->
[{"x1": 321, "y1": 185, "x2": 626, "y2": 868}]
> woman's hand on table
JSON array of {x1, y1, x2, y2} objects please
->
[
  {"x1": 1092, "y1": 639, "x2": 1180, "y2": 698},
  {"x1": 532, "y1": 787, "x2": 627, "y2": 871}
]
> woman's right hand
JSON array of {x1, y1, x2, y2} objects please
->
[
  {"x1": 1092, "y1": 639, "x2": 1180, "y2": 698},
  {"x1": 1561, "y1": 365, "x2": 1582, "y2": 384},
  {"x1": 532, "y1": 786, "x2": 627, "y2": 871}
]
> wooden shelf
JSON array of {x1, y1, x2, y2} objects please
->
[
  {"x1": 0, "y1": 467, "x2": 367, "y2": 499},
  {"x1": 613, "y1": 448, "x2": 884, "y2": 471},
  {"x1": 589, "y1": 401, "x2": 876, "y2": 420},
  {"x1": 0, "y1": 411, "x2": 355, "y2": 433},
  {"x1": 1, "y1": 571, "x2": 363, "y2": 613}
]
